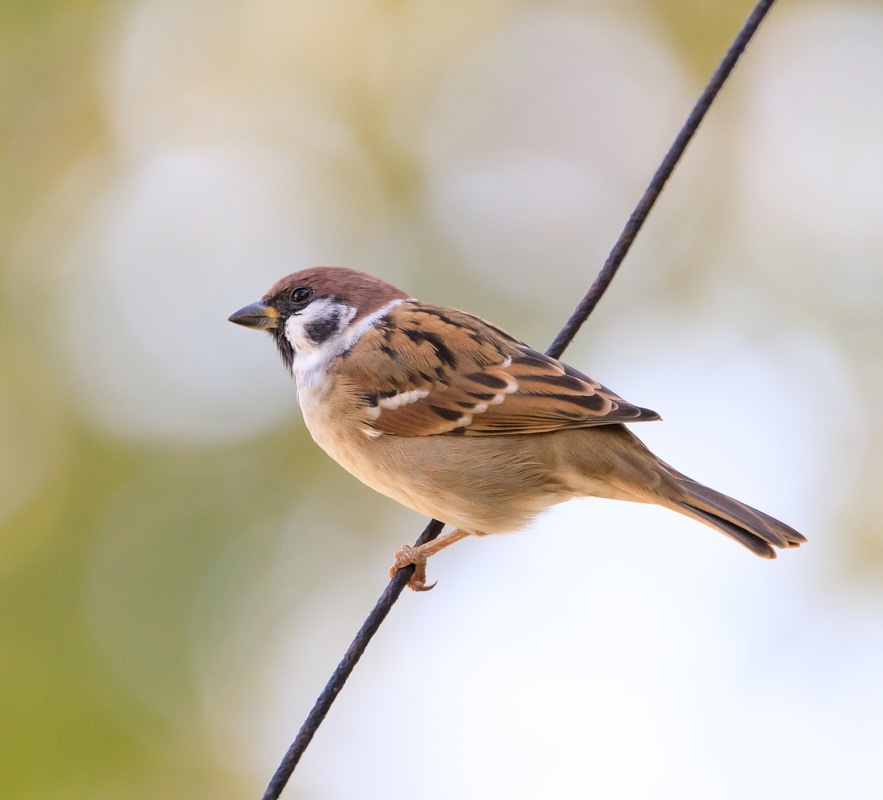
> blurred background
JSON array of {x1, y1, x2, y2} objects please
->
[{"x1": 2, "y1": 0, "x2": 883, "y2": 797}]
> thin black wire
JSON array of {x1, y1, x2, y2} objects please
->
[
  {"x1": 259, "y1": 520, "x2": 443, "y2": 800},
  {"x1": 260, "y1": 1, "x2": 778, "y2": 797},
  {"x1": 547, "y1": 0, "x2": 777, "y2": 360}
]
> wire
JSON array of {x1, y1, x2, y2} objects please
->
[
  {"x1": 547, "y1": 0, "x2": 777, "y2": 359},
  {"x1": 260, "y1": 1, "x2": 779, "y2": 796},
  {"x1": 259, "y1": 522, "x2": 441, "y2": 800}
]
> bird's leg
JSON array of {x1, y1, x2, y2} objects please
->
[{"x1": 389, "y1": 528, "x2": 470, "y2": 592}]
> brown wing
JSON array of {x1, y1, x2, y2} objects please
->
[{"x1": 339, "y1": 302, "x2": 659, "y2": 437}]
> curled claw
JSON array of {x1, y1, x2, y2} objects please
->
[
  {"x1": 389, "y1": 545, "x2": 437, "y2": 592},
  {"x1": 387, "y1": 529, "x2": 469, "y2": 592}
]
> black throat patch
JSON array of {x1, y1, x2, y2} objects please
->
[{"x1": 272, "y1": 328, "x2": 295, "y2": 373}]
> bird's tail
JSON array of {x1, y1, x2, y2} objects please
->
[
  {"x1": 600, "y1": 427, "x2": 807, "y2": 558},
  {"x1": 661, "y1": 474, "x2": 806, "y2": 558}
]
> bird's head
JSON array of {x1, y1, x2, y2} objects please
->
[{"x1": 228, "y1": 266, "x2": 409, "y2": 372}]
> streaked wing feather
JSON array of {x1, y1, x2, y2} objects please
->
[{"x1": 341, "y1": 302, "x2": 659, "y2": 437}]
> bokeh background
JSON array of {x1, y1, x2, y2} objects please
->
[{"x1": 3, "y1": 0, "x2": 883, "y2": 797}]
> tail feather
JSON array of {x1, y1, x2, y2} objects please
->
[
  {"x1": 574, "y1": 426, "x2": 805, "y2": 558},
  {"x1": 667, "y1": 478, "x2": 806, "y2": 559}
]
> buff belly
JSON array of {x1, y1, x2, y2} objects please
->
[{"x1": 302, "y1": 405, "x2": 644, "y2": 535}]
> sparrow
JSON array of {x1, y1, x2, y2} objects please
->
[{"x1": 229, "y1": 267, "x2": 805, "y2": 590}]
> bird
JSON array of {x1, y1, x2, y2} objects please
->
[{"x1": 229, "y1": 266, "x2": 805, "y2": 590}]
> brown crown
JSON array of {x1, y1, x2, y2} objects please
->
[{"x1": 265, "y1": 267, "x2": 410, "y2": 321}]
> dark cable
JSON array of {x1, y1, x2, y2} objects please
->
[
  {"x1": 547, "y1": 0, "x2": 777, "y2": 360},
  {"x1": 259, "y1": 520, "x2": 443, "y2": 800},
  {"x1": 260, "y1": 1, "x2": 778, "y2": 796}
]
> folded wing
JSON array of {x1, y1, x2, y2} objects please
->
[{"x1": 342, "y1": 302, "x2": 659, "y2": 437}]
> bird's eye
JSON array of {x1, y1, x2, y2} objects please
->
[{"x1": 290, "y1": 287, "x2": 313, "y2": 307}]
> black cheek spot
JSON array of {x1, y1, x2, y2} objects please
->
[{"x1": 305, "y1": 311, "x2": 342, "y2": 345}]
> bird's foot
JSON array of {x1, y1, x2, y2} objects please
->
[{"x1": 389, "y1": 544, "x2": 437, "y2": 592}]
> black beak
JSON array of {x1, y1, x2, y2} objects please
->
[{"x1": 228, "y1": 301, "x2": 280, "y2": 330}]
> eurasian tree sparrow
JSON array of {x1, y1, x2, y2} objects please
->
[{"x1": 230, "y1": 267, "x2": 804, "y2": 590}]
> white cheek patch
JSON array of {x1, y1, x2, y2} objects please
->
[
  {"x1": 289, "y1": 298, "x2": 406, "y2": 389},
  {"x1": 287, "y1": 300, "x2": 356, "y2": 386},
  {"x1": 285, "y1": 299, "x2": 356, "y2": 352}
]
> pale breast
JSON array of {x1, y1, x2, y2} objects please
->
[{"x1": 295, "y1": 389, "x2": 581, "y2": 535}]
